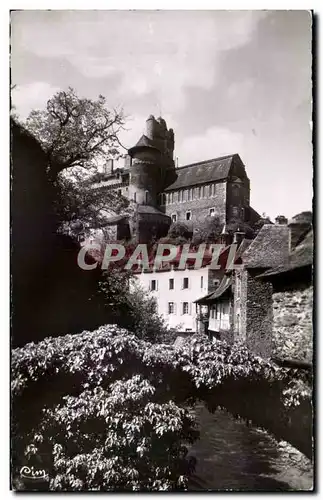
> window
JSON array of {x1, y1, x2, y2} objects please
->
[
  {"x1": 171, "y1": 192, "x2": 174, "y2": 203},
  {"x1": 145, "y1": 190, "x2": 149, "y2": 204},
  {"x1": 209, "y1": 184, "x2": 212, "y2": 196},
  {"x1": 150, "y1": 280, "x2": 157, "y2": 291},
  {"x1": 187, "y1": 189, "x2": 191, "y2": 201},
  {"x1": 212, "y1": 184, "x2": 216, "y2": 196},
  {"x1": 200, "y1": 276, "x2": 203, "y2": 289},
  {"x1": 134, "y1": 192, "x2": 137, "y2": 203},
  {"x1": 236, "y1": 277, "x2": 241, "y2": 299},
  {"x1": 169, "y1": 278, "x2": 174, "y2": 290},
  {"x1": 209, "y1": 208, "x2": 215, "y2": 217},
  {"x1": 183, "y1": 277, "x2": 189, "y2": 289},
  {"x1": 186, "y1": 211, "x2": 192, "y2": 221},
  {"x1": 171, "y1": 214, "x2": 177, "y2": 223},
  {"x1": 198, "y1": 186, "x2": 202, "y2": 198},
  {"x1": 168, "y1": 302, "x2": 175, "y2": 314},
  {"x1": 183, "y1": 302, "x2": 189, "y2": 314},
  {"x1": 211, "y1": 307, "x2": 216, "y2": 319},
  {"x1": 232, "y1": 206, "x2": 239, "y2": 218}
]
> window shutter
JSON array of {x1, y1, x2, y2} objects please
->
[
  {"x1": 189, "y1": 302, "x2": 192, "y2": 315},
  {"x1": 180, "y1": 302, "x2": 183, "y2": 315},
  {"x1": 156, "y1": 280, "x2": 158, "y2": 291},
  {"x1": 174, "y1": 303, "x2": 177, "y2": 315}
]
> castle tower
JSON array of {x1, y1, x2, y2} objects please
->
[
  {"x1": 127, "y1": 115, "x2": 175, "y2": 243},
  {"x1": 128, "y1": 115, "x2": 175, "y2": 205}
]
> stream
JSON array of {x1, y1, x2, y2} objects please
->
[{"x1": 187, "y1": 404, "x2": 313, "y2": 491}]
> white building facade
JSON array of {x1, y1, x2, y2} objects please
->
[{"x1": 135, "y1": 266, "x2": 221, "y2": 333}]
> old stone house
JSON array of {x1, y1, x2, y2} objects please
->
[
  {"x1": 257, "y1": 225, "x2": 313, "y2": 364},
  {"x1": 196, "y1": 213, "x2": 313, "y2": 360}
]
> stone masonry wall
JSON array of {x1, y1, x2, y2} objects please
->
[
  {"x1": 163, "y1": 181, "x2": 227, "y2": 225},
  {"x1": 272, "y1": 285, "x2": 313, "y2": 362},
  {"x1": 245, "y1": 270, "x2": 273, "y2": 358}
]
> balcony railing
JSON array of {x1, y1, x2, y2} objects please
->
[{"x1": 209, "y1": 318, "x2": 230, "y2": 331}]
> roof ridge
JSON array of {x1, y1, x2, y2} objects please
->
[{"x1": 176, "y1": 153, "x2": 238, "y2": 171}]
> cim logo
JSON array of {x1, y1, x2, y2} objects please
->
[{"x1": 20, "y1": 466, "x2": 48, "y2": 481}]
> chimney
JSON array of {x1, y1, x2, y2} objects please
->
[
  {"x1": 233, "y1": 230, "x2": 245, "y2": 246},
  {"x1": 220, "y1": 224, "x2": 230, "y2": 245},
  {"x1": 275, "y1": 215, "x2": 288, "y2": 225},
  {"x1": 124, "y1": 154, "x2": 132, "y2": 169},
  {"x1": 105, "y1": 159, "x2": 114, "y2": 176},
  {"x1": 288, "y1": 214, "x2": 312, "y2": 250}
]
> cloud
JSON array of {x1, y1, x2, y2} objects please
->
[
  {"x1": 178, "y1": 126, "x2": 245, "y2": 166},
  {"x1": 11, "y1": 11, "x2": 267, "y2": 113},
  {"x1": 11, "y1": 82, "x2": 61, "y2": 119}
]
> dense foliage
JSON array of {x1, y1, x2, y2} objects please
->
[
  {"x1": 12, "y1": 325, "x2": 303, "y2": 491},
  {"x1": 97, "y1": 270, "x2": 178, "y2": 343},
  {"x1": 23, "y1": 87, "x2": 125, "y2": 180}
]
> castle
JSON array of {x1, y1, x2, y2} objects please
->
[
  {"x1": 89, "y1": 116, "x2": 312, "y2": 357},
  {"x1": 90, "y1": 115, "x2": 261, "y2": 243}
]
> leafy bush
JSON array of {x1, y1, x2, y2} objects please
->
[
  {"x1": 12, "y1": 327, "x2": 308, "y2": 491},
  {"x1": 167, "y1": 222, "x2": 192, "y2": 240},
  {"x1": 97, "y1": 270, "x2": 178, "y2": 343}
]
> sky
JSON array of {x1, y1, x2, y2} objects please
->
[{"x1": 11, "y1": 10, "x2": 313, "y2": 220}]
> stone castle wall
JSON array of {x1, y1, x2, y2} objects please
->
[{"x1": 163, "y1": 181, "x2": 227, "y2": 225}]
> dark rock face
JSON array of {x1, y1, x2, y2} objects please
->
[{"x1": 11, "y1": 121, "x2": 112, "y2": 347}]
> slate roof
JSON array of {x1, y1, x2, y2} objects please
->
[
  {"x1": 235, "y1": 238, "x2": 253, "y2": 261},
  {"x1": 165, "y1": 154, "x2": 239, "y2": 191},
  {"x1": 288, "y1": 211, "x2": 313, "y2": 225},
  {"x1": 128, "y1": 135, "x2": 161, "y2": 155},
  {"x1": 137, "y1": 205, "x2": 170, "y2": 217},
  {"x1": 241, "y1": 224, "x2": 290, "y2": 269},
  {"x1": 258, "y1": 229, "x2": 313, "y2": 278},
  {"x1": 104, "y1": 214, "x2": 129, "y2": 226},
  {"x1": 195, "y1": 276, "x2": 232, "y2": 305}
]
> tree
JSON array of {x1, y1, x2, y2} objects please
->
[
  {"x1": 167, "y1": 222, "x2": 192, "y2": 241},
  {"x1": 24, "y1": 87, "x2": 126, "y2": 181},
  {"x1": 22, "y1": 87, "x2": 131, "y2": 237},
  {"x1": 226, "y1": 218, "x2": 255, "y2": 239},
  {"x1": 55, "y1": 174, "x2": 134, "y2": 239},
  {"x1": 98, "y1": 269, "x2": 177, "y2": 343},
  {"x1": 192, "y1": 217, "x2": 222, "y2": 245}
]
